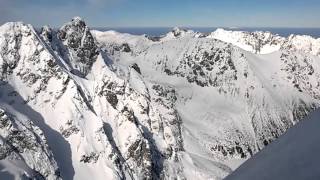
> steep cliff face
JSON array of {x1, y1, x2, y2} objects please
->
[
  {"x1": 0, "y1": 18, "x2": 320, "y2": 180},
  {"x1": 0, "y1": 108, "x2": 60, "y2": 180}
]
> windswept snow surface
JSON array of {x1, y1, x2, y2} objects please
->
[
  {"x1": 226, "y1": 109, "x2": 320, "y2": 180},
  {"x1": 1, "y1": 18, "x2": 320, "y2": 180}
]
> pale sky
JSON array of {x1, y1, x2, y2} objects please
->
[{"x1": 1, "y1": 0, "x2": 320, "y2": 27}]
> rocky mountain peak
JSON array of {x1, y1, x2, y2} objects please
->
[
  {"x1": 40, "y1": 25, "x2": 53, "y2": 42},
  {"x1": 171, "y1": 27, "x2": 188, "y2": 37},
  {"x1": 57, "y1": 17, "x2": 99, "y2": 76},
  {"x1": 160, "y1": 27, "x2": 202, "y2": 41},
  {"x1": 71, "y1": 16, "x2": 86, "y2": 27},
  {"x1": 60, "y1": 17, "x2": 87, "y2": 35}
]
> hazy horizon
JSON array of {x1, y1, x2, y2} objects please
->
[
  {"x1": 1, "y1": 0, "x2": 320, "y2": 28},
  {"x1": 30, "y1": 26, "x2": 320, "y2": 38}
]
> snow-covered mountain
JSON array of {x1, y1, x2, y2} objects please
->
[
  {"x1": 225, "y1": 109, "x2": 320, "y2": 180},
  {"x1": 207, "y1": 28, "x2": 320, "y2": 56},
  {"x1": 0, "y1": 17, "x2": 320, "y2": 179},
  {"x1": 207, "y1": 28, "x2": 285, "y2": 54}
]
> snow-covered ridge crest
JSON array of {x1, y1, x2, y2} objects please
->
[
  {"x1": 207, "y1": 28, "x2": 320, "y2": 56},
  {"x1": 282, "y1": 34, "x2": 320, "y2": 56},
  {"x1": 207, "y1": 28, "x2": 285, "y2": 54},
  {"x1": 91, "y1": 26, "x2": 320, "y2": 56}
]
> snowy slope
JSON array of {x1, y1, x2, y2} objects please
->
[
  {"x1": 0, "y1": 17, "x2": 320, "y2": 180},
  {"x1": 225, "y1": 109, "x2": 320, "y2": 180}
]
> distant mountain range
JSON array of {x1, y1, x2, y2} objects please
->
[
  {"x1": 92, "y1": 27, "x2": 320, "y2": 38},
  {"x1": 0, "y1": 17, "x2": 320, "y2": 180}
]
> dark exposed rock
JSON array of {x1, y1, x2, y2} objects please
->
[
  {"x1": 80, "y1": 152, "x2": 99, "y2": 163},
  {"x1": 127, "y1": 139, "x2": 153, "y2": 179},
  {"x1": 58, "y1": 17, "x2": 99, "y2": 76},
  {"x1": 147, "y1": 36, "x2": 161, "y2": 42},
  {"x1": 113, "y1": 43, "x2": 131, "y2": 53},
  {"x1": 121, "y1": 106, "x2": 136, "y2": 123},
  {"x1": 0, "y1": 108, "x2": 61, "y2": 179},
  {"x1": 172, "y1": 45, "x2": 237, "y2": 89},
  {"x1": 121, "y1": 43, "x2": 131, "y2": 52},
  {"x1": 131, "y1": 63, "x2": 141, "y2": 74},
  {"x1": 60, "y1": 125, "x2": 80, "y2": 138},
  {"x1": 105, "y1": 91, "x2": 118, "y2": 109},
  {"x1": 0, "y1": 28, "x2": 22, "y2": 77},
  {"x1": 40, "y1": 25, "x2": 53, "y2": 42}
]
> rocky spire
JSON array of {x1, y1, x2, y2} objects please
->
[
  {"x1": 40, "y1": 25, "x2": 53, "y2": 43},
  {"x1": 58, "y1": 17, "x2": 99, "y2": 76}
]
